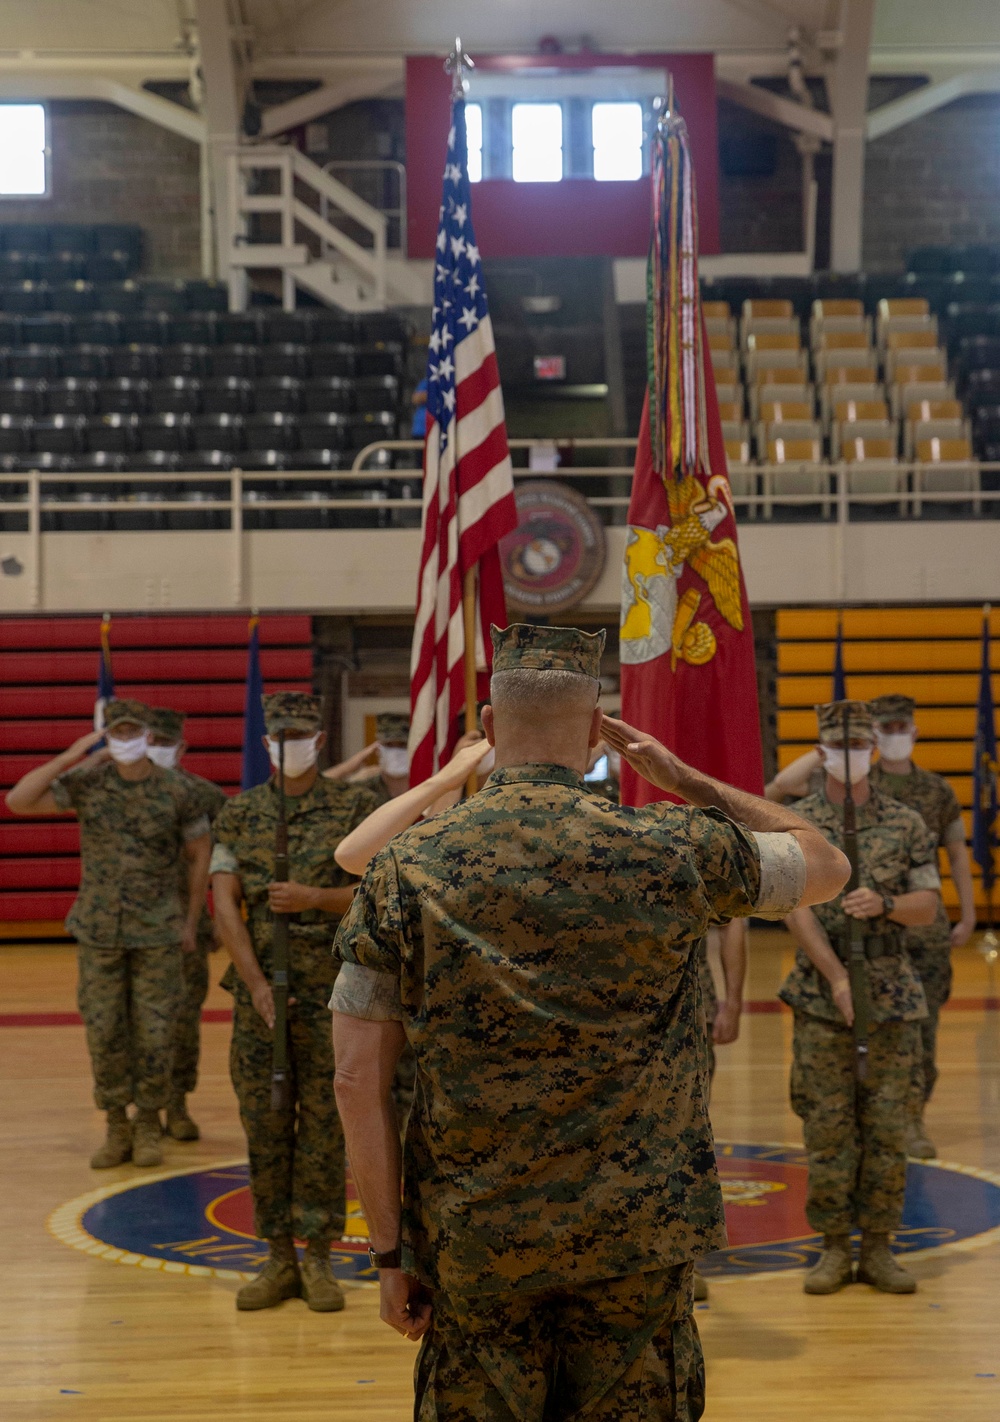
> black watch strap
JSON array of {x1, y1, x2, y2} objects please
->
[
  {"x1": 368, "y1": 1245, "x2": 402, "y2": 1269},
  {"x1": 882, "y1": 894, "x2": 895, "y2": 919}
]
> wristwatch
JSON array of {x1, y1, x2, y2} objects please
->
[
  {"x1": 881, "y1": 894, "x2": 895, "y2": 919},
  {"x1": 368, "y1": 1245, "x2": 402, "y2": 1270}
]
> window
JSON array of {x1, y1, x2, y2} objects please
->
[
  {"x1": 592, "y1": 102, "x2": 643, "y2": 182},
  {"x1": 512, "y1": 102, "x2": 563, "y2": 183},
  {"x1": 0, "y1": 105, "x2": 47, "y2": 196},
  {"x1": 465, "y1": 102, "x2": 483, "y2": 184}
]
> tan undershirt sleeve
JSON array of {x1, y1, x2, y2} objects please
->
[
  {"x1": 330, "y1": 962, "x2": 403, "y2": 1021},
  {"x1": 751, "y1": 831, "x2": 807, "y2": 918},
  {"x1": 944, "y1": 816, "x2": 967, "y2": 846}
]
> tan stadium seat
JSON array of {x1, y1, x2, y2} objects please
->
[
  {"x1": 905, "y1": 416, "x2": 969, "y2": 459},
  {"x1": 842, "y1": 436, "x2": 896, "y2": 463},
  {"x1": 892, "y1": 379, "x2": 955, "y2": 419},
  {"x1": 815, "y1": 346, "x2": 878, "y2": 379},
  {"x1": 824, "y1": 364, "x2": 881, "y2": 387},
  {"x1": 839, "y1": 436, "x2": 903, "y2": 504},
  {"x1": 747, "y1": 331, "x2": 801, "y2": 352},
  {"x1": 712, "y1": 377, "x2": 742, "y2": 408},
  {"x1": 710, "y1": 347, "x2": 739, "y2": 375},
  {"x1": 914, "y1": 436, "x2": 979, "y2": 514},
  {"x1": 757, "y1": 418, "x2": 821, "y2": 459},
  {"x1": 820, "y1": 380, "x2": 884, "y2": 428},
  {"x1": 705, "y1": 315, "x2": 737, "y2": 344},
  {"x1": 877, "y1": 299, "x2": 937, "y2": 350},
  {"x1": 831, "y1": 418, "x2": 896, "y2": 460},
  {"x1": 747, "y1": 347, "x2": 809, "y2": 383},
  {"x1": 716, "y1": 399, "x2": 744, "y2": 424},
  {"x1": 762, "y1": 436, "x2": 828, "y2": 517},
  {"x1": 813, "y1": 299, "x2": 864, "y2": 320},
  {"x1": 815, "y1": 330, "x2": 871, "y2": 351},
  {"x1": 703, "y1": 301, "x2": 732, "y2": 322},
  {"x1": 724, "y1": 437, "x2": 756, "y2": 510},
  {"x1": 708, "y1": 329, "x2": 736, "y2": 352},
  {"x1": 886, "y1": 349, "x2": 948, "y2": 383},
  {"x1": 750, "y1": 374, "x2": 812, "y2": 420},
  {"x1": 905, "y1": 397, "x2": 963, "y2": 425},
  {"x1": 877, "y1": 297, "x2": 930, "y2": 320},
  {"x1": 743, "y1": 299, "x2": 795, "y2": 320},
  {"x1": 741, "y1": 300, "x2": 799, "y2": 347},
  {"x1": 885, "y1": 329, "x2": 939, "y2": 351},
  {"x1": 758, "y1": 399, "x2": 813, "y2": 424},
  {"x1": 810, "y1": 300, "x2": 871, "y2": 347},
  {"x1": 832, "y1": 397, "x2": 889, "y2": 424},
  {"x1": 722, "y1": 418, "x2": 750, "y2": 444}
]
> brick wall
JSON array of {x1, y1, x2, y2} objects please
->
[
  {"x1": 0, "y1": 100, "x2": 200, "y2": 277},
  {"x1": 863, "y1": 93, "x2": 1000, "y2": 271}
]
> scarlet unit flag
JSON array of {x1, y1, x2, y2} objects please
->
[
  {"x1": 408, "y1": 87, "x2": 517, "y2": 784},
  {"x1": 619, "y1": 95, "x2": 763, "y2": 807}
]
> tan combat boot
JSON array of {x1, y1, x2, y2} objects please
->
[
  {"x1": 906, "y1": 1114, "x2": 936, "y2": 1160},
  {"x1": 236, "y1": 1239, "x2": 301, "y2": 1311},
  {"x1": 131, "y1": 1109, "x2": 164, "y2": 1168},
  {"x1": 803, "y1": 1235, "x2": 854, "y2": 1294},
  {"x1": 90, "y1": 1107, "x2": 132, "y2": 1169},
  {"x1": 857, "y1": 1233, "x2": 917, "y2": 1293},
  {"x1": 165, "y1": 1095, "x2": 200, "y2": 1142},
  {"x1": 300, "y1": 1241, "x2": 346, "y2": 1313}
]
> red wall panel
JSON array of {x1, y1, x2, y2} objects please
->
[{"x1": 405, "y1": 52, "x2": 719, "y2": 260}]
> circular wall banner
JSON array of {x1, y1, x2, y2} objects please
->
[
  {"x1": 49, "y1": 1143, "x2": 1000, "y2": 1285},
  {"x1": 499, "y1": 480, "x2": 606, "y2": 616}
]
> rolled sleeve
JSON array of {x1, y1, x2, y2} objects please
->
[
  {"x1": 209, "y1": 842, "x2": 240, "y2": 875},
  {"x1": 50, "y1": 776, "x2": 73, "y2": 811},
  {"x1": 944, "y1": 816, "x2": 967, "y2": 847},
  {"x1": 330, "y1": 962, "x2": 403, "y2": 1021},
  {"x1": 908, "y1": 861, "x2": 942, "y2": 893},
  {"x1": 182, "y1": 814, "x2": 210, "y2": 843},
  {"x1": 751, "y1": 831, "x2": 807, "y2": 918}
]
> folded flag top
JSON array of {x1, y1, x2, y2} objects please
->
[
  {"x1": 408, "y1": 39, "x2": 517, "y2": 786},
  {"x1": 619, "y1": 84, "x2": 764, "y2": 806}
]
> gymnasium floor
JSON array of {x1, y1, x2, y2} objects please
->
[{"x1": 2, "y1": 931, "x2": 999, "y2": 1422}]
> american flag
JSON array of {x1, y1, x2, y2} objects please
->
[{"x1": 408, "y1": 97, "x2": 517, "y2": 784}]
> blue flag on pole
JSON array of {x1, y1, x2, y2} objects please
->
[
  {"x1": 832, "y1": 615, "x2": 847, "y2": 701},
  {"x1": 972, "y1": 607, "x2": 998, "y2": 899},
  {"x1": 241, "y1": 617, "x2": 270, "y2": 790},
  {"x1": 94, "y1": 612, "x2": 114, "y2": 732}
]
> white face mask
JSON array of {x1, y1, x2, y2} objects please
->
[
  {"x1": 479, "y1": 746, "x2": 496, "y2": 775},
  {"x1": 378, "y1": 745, "x2": 410, "y2": 779},
  {"x1": 146, "y1": 742, "x2": 181, "y2": 770},
  {"x1": 267, "y1": 734, "x2": 320, "y2": 777},
  {"x1": 822, "y1": 745, "x2": 873, "y2": 784},
  {"x1": 107, "y1": 732, "x2": 149, "y2": 765},
  {"x1": 875, "y1": 729, "x2": 916, "y2": 763}
]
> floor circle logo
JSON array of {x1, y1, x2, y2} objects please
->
[{"x1": 48, "y1": 1143, "x2": 1000, "y2": 1284}]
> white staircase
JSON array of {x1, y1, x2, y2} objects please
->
[{"x1": 225, "y1": 145, "x2": 426, "y2": 313}]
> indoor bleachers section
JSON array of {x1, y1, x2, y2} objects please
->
[
  {"x1": 702, "y1": 266, "x2": 993, "y2": 518},
  {"x1": 0, "y1": 615, "x2": 313, "y2": 923}
]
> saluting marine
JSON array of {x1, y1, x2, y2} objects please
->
[
  {"x1": 781, "y1": 700, "x2": 941, "y2": 1295},
  {"x1": 210, "y1": 692, "x2": 376, "y2": 1314},
  {"x1": 331, "y1": 623, "x2": 845, "y2": 1422},
  {"x1": 323, "y1": 712, "x2": 412, "y2": 807},
  {"x1": 145, "y1": 706, "x2": 228, "y2": 1142},
  {"x1": 868, "y1": 694, "x2": 977, "y2": 1159},
  {"x1": 4, "y1": 698, "x2": 211, "y2": 1171}
]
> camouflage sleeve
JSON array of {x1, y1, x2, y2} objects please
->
[
  {"x1": 209, "y1": 842, "x2": 240, "y2": 875},
  {"x1": 334, "y1": 851, "x2": 404, "y2": 973},
  {"x1": 181, "y1": 813, "x2": 211, "y2": 843},
  {"x1": 49, "y1": 776, "x2": 74, "y2": 811},
  {"x1": 906, "y1": 817, "x2": 942, "y2": 893},
  {"x1": 751, "y1": 831, "x2": 807, "y2": 918},
  {"x1": 330, "y1": 963, "x2": 403, "y2": 1021},
  {"x1": 686, "y1": 808, "x2": 763, "y2": 923}
]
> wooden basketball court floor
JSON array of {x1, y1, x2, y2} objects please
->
[{"x1": 2, "y1": 930, "x2": 999, "y2": 1422}]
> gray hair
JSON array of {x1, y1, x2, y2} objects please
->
[{"x1": 489, "y1": 668, "x2": 600, "y2": 719}]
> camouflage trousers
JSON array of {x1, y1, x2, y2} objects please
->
[
  {"x1": 791, "y1": 1012, "x2": 919, "y2": 1234},
  {"x1": 170, "y1": 941, "x2": 211, "y2": 1098},
  {"x1": 229, "y1": 990, "x2": 345, "y2": 1242},
  {"x1": 77, "y1": 942, "x2": 182, "y2": 1112},
  {"x1": 907, "y1": 941, "x2": 953, "y2": 1108},
  {"x1": 414, "y1": 1264, "x2": 704, "y2": 1422}
]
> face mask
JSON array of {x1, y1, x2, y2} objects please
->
[
  {"x1": 875, "y1": 729, "x2": 916, "y2": 762},
  {"x1": 267, "y1": 735, "x2": 320, "y2": 777},
  {"x1": 146, "y1": 743, "x2": 180, "y2": 770},
  {"x1": 822, "y1": 745, "x2": 873, "y2": 784},
  {"x1": 379, "y1": 746, "x2": 410, "y2": 778},
  {"x1": 479, "y1": 746, "x2": 496, "y2": 775},
  {"x1": 107, "y1": 732, "x2": 149, "y2": 765}
]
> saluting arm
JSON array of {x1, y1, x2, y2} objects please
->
[
  {"x1": 602, "y1": 716, "x2": 849, "y2": 907},
  {"x1": 764, "y1": 747, "x2": 823, "y2": 803},
  {"x1": 4, "y1": 731, "x2": 105, "y2": 816},
  {"x1": 335, "y1": 738, "x2": 492, "y2": 875}
]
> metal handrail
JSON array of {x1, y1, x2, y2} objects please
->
[{"x1": 322, "y1": 160, "x2": 407, "y2": 256}]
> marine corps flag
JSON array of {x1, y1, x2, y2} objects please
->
[{"x1": 619, "y1": 95, "x2": 763, "y2": 807}]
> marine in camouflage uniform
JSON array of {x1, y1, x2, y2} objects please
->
[
  {"x1": 7, "y1": 698, "x2": 212, "y2": 1170},
  {"x1": 146, "y1": 706, "x2": 228, "y2": 1142},
  {"x1": 333, "y1": 624, "x2": 810, "y2": 1422},
  {"x1": 210, "y1": 691, "x2": 377, "y2": 1313},
  {"x1": 781, "y1": 700, "x2": 940, "y2": 1295},
  {"x1": 869, "y1": 693, "x2": 972, "y2": 1158}
]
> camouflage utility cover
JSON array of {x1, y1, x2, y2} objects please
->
[
  {"x1": 50, "y1": 762, "x2": 210, "y2": 947},
  {"x1": 779, "y1": 787, "x2": 939, "y2": 1023},
  {"x1": 333, "y1": 763, "x2": 804, "y2": 1298},
  {"x1": 262, "y1": 691, "x2": 322, "y2": 735},
  {"x1": 869, "y1": 694, "x2": 916, "y2": 724},
  {"x1": 375, "y1": 713, "x2": 410, "y2": 743},
  {"x1": 491, "y1": 622, "x2": 605, "y2": 678},
  {"x1": 104, "y1": 698, "x2": 150, "y2": 730},
  {"x1": 870, "y1": 761, "x2": 964, "y2": 952},
  {"x1": 210, "y1": 775, "x2": 376, "y2": 995},
  {"x1": 815, "y1": 699, "x2": 874, "y2": 744},
  {"x1": 147, "y1": 706, "x2": 185, "y2": 741}
]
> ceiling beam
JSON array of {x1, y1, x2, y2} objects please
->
[
  {"x1": 260, "y1": 64, "x2": 403, "y2": 137},
  {"x1": 0, "y1": 72, "x2": 203, "y2": 141},
  {"x1": 867, "y1": 68, "x2": 1000, "y2": 140},
  {"x1": 715, "y1": 77, "x2": 833, "y2": 142}
]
